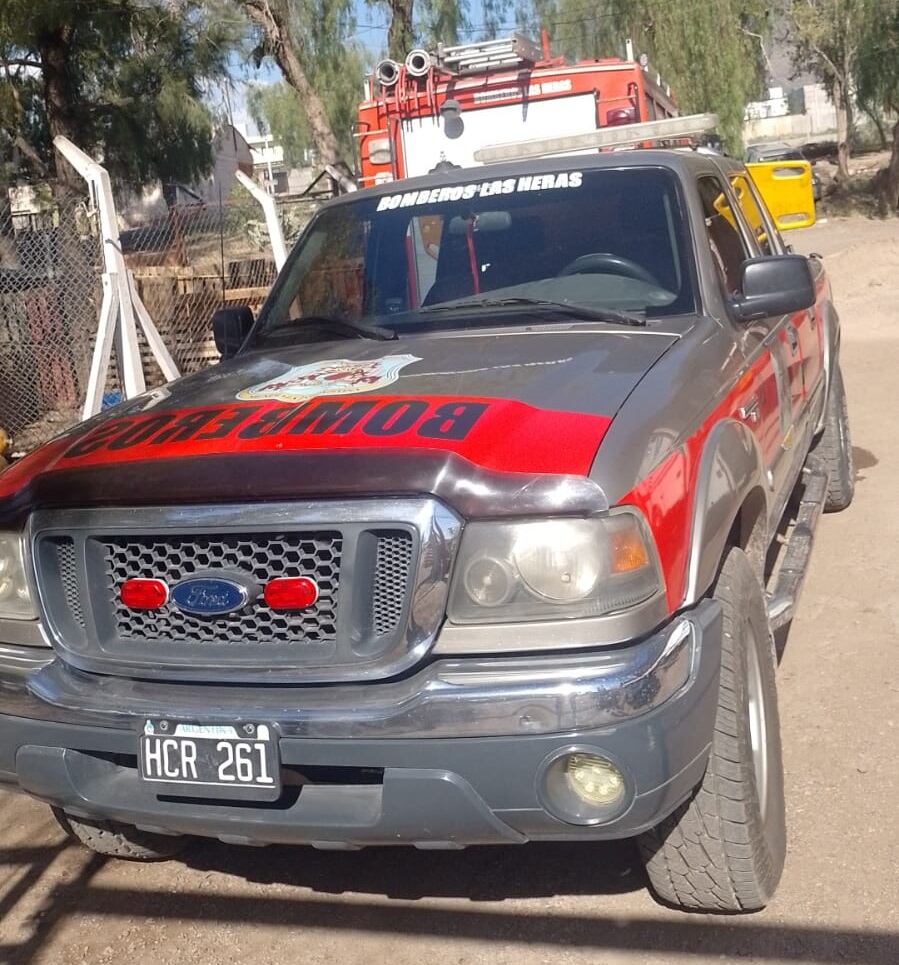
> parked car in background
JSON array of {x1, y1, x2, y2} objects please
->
[{"x1": 746, "y1": 142, "x2": 823, "y2": 201}]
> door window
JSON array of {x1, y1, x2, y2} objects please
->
[
  {"x1": 697, "y1": 176, "x2": 748, "y2": 296},
  {"x1": 730, "y1": 174, "x2": 775, "y2": 255}
]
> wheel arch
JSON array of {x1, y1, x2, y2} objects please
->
[{"x1": 683, "y1": 418, "x2": 769, "y2": 605}]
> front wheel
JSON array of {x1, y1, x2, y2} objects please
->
[
  {"x1": 53, "y1": 808, "x2": 188, "y2": 861},
  {"x1": 638, "y1": 547, "x2": 786, "y2": 912}
]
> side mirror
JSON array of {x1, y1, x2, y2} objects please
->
[
  {"x1": 212, "y1": 305, "x2": 254, "y2": 359},
  {"x1": 733, "y1": 255, "x2": 815, "y2": 321}
]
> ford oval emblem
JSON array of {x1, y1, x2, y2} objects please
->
[{"x1": 171, "y1": 577, "x2": 249, "y2": 616}]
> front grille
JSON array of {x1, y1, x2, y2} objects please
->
[
  {"x1": 55, "y1": 537, "x2": 85, "y2": 629},
  {"x1": 371, "y1": 531, "x2": 414, "y2": 636},
  {"x1": 31, "y1": 500, "x2": 458, "y2": 683},
  {"x1": 102, "y1": 532, "x2": 342, "y2": 646}
]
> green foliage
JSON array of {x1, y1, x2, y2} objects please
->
[
  {"x1": 516, "y1": 0, "x2": 620, "y2": 61},
  {"x1": 415, "y1": 0, "x2": 511, "y2": 47},
  {"x1": 416, "y1": 0, "x2": 472, "y2": 46},
  {"x1": 0, "y1": 0, "x2": 239, "y2": 186},
  {"x1": 245, "y1": 0, "x2": 369, "y2": 166},
  {"x1": 787, "y1": 0, "x2": 877, "y2": 87},
  {"x1": 609, "y1": 1, "x2": 767, "y2": 154},
  {"x1": 514, "y1": 0, "x2": 767, "y2": 153},
  {"x1": 855, "y1": 3, "x2": 899, "y2": 115}
]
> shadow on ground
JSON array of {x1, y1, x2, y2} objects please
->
[
  {"x1": 853, "y1": 445, "x2": 878, "y2": 482},
  {"x1": 1, "y1": 837, "x2": 897, "y2": 965}
]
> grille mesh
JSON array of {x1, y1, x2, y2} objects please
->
[
  {"x1": 371, "y1": 531, "x2": 414, "y2": 636},
  {"x1": 56, "y1": 538, "x2": 85, "y2": 628},
  {"x1": 102, "y1": 532, "x2": 342, "y2": 645}
]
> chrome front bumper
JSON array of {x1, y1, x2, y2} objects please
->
[
  {"x1": 17, "y1": 603, "x2": 711, "y2": 740},
  {"x1": 0, "y1": 601, "x2": 721, "y2": 845}
]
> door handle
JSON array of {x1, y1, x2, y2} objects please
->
[
  {"x1": 787, "y1": 325, "x2": 799, "y2": 354},
  {"x1": 739, "y1": 398, "x2": 760, "y2": 425}
]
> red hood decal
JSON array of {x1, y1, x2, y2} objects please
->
[{"x1": 0, "y1": 395, "x2": 612, "y2": 502}]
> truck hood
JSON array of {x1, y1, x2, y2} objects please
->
[{"x1": 0, "y1": 329, "x2": 677, "y2": 519}]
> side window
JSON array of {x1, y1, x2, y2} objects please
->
[
  {"x1": 730, "y1": 175, "x2": 774, "y2": 255},
  {"x1": 697, "y1": 176, "x2": 748, "y2": 296}
]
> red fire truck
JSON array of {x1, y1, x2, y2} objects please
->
[{"x1": 355, "y1": 35, "x2": 679, "y2": 186}]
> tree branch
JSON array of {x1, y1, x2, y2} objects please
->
[
  {"x1": 13, "y1": 134, "x2": 49, "y2": 176},
  {"x1": 741, "y1": 27, "x2": 775, "y2": 79},
  {"x1": 0, "y1": 57, "x2": 42, "y2": 70}
]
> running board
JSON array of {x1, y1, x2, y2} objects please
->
[{"x1": 766, "y1": 456, "x2": 829, "y2": 631}]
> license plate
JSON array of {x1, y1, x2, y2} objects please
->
[{"x1": 139, "y1": 721, "x2": 281, "y2": 801}]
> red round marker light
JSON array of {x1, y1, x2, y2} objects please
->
[
  {"x1": 264, "y1": 577, "x2": 319, "y2": 611},
  {"x1": 121, "y1": 578, "x2": 168, "y2": 610}
]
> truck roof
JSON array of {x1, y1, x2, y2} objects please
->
[{"x1": 330, "y1": 148, "x2": 743, "y2": 209}]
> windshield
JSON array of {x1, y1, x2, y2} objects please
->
[{"x1": 253, "y1": 166, "x2": 696, "y2": 345}]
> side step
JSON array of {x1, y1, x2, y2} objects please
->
[{"x1": 766, "y1": 456, "x2": 829, "y2": 632}]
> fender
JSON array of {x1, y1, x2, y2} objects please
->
[{"x1": 683, "y1": 418, "x2": 769, "y2": 606}]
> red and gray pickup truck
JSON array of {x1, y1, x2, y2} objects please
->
[{"x1": 0, "y1": 148, "x2": 851, "y2": 912}]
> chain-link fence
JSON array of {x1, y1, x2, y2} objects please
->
[
  {"x1": 0, "y1": 188, "x2": 102, "y2": 455},
  {"x1": 124, "y1": 194, "x2": 277, "y2": 385},
  {"x1": 1, "y1": 180, "x2": 323, "y2": 457}
]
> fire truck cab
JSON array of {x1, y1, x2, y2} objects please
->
[{"x1": 356, "y1": 35, "x2": 678, "y2": 186}]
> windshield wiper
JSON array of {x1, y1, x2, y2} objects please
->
[
  {"x1": 265, "y1": 315, "x2": 395, "y2": 341},
  {"x1": 417, "y1": 296, "x2": 647, "y2": 327}
]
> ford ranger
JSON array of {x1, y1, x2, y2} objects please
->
[{"x1": 0, "y1": 149, "x2": 852, "y2": 912}]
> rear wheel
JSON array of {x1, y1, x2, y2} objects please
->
[
  {"x1": 53, "y1": 808, "x2": 187, "y2": 861},
  {"x1": 638, "y1": 547, "x2": 786, "y2": 912},
  {"x1": 812, "y1": 363, "x2": 854, "y2": 512}
]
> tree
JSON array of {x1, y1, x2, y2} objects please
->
[
  {"x1": 368, "y1": 0, "x2": 416, "y2": 60},
  {"x1": 514, "y1": 1, "x2": 767, "y2": 152},
  {"x1": 372, "y1": 0, "x2": 514, "y2": 58},
  {"x1": 238, "y1": 0, "x2": 355, "y2": 174},
  {"x1": 783, "y1": 0, "x2": 880, "y2": 181},
  {"x1": 610, "y1": 0, "x2": 769, "y2": 154},
  {"x1": 247, "y1": 44, "x2": 369, "y2": 167},
  {"x1": 416, "y1": 0, "x2": 472, "y2": 47},
  {"x1": 0, "y1": 1, "x2": 237, "y2": 189},
  {"x1": 854, "y1": 2, "x2": 899, "y2": 211}
]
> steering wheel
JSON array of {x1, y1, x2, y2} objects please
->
[{"x1": 557, "y1": 252, "x2": 659, "y2": 286}]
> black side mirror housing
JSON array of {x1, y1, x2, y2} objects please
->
[
  {"x1": 212, "y1": 305, "x2": 255, "y2": 359},
  {"x1": 733, "y1": 254, "x2": 815, "y2": 321}
]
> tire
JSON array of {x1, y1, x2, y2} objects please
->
[
  {"x1": 53, "y1": 808, "x2": 188, "y2": 861},
  {"x1": 638, "y1": 547, "x2": 786, "y2": 912},
  {"x1": 812, "y1": 363, "x2": 854, "y2": 512}
]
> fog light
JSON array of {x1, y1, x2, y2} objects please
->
[
  {"x1": 540, "y1": 749, "x2": 629, "y2": 825},
  {"x1": 565, "y1": 754, "x2": 625, "y2": 806}
]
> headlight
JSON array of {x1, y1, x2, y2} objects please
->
[
  {"x1": 0, "y1": 532, "x2": 36, "y2": 620},
  {"x1": 447, "y1": 512, "x2": 663, "y2": 624}
]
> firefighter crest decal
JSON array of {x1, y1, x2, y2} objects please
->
[{"x1": 237, "y1": 355, "x2": 421, "y2": 403}]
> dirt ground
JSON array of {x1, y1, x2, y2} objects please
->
[{"x1": 1, "y1": 215, "x2": 898, "y2": 965}]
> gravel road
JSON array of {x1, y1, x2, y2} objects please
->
[{"x1": 1, "y1": 215, "x2": 897, "y2": 965}]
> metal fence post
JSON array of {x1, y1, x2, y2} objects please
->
[
  {"x1": 235, "y1": 171, "x2": 288, "y2": 271},
  {"x1": 52, "y1": 136, "x2": 180, "y2": 418}
]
